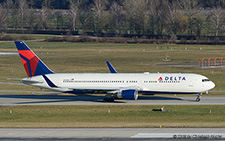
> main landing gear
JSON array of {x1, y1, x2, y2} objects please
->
[
  {"x1": 103, "y1": 97, "x2": 114, "y2": 102},
  {"x1": 103, "y1": 94, "x2": 115, "y2": 102},
  {"x1": 196, "y1": 93, "x2": 202, "y2": 102}
]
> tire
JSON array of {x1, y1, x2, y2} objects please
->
[
  {"x1": 103, "y1": 98, "x2": 114, "y2": 102},
  {"x1": 196, "y1": 98, "x2": 200, "y2": 102}
]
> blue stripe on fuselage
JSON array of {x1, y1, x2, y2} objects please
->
[{"x1": 42, "y1": 75, "x2": 58, "y2": 88}]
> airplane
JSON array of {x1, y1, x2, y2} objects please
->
[{"x1": 15, "y1": 41, "x2": 215, "y2": 102}]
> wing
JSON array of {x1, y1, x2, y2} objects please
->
[{"x1": 106, "y1": 61, "x2": 117, "y2": 73}]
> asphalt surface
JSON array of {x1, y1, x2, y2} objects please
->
[
  {"x1": 0, "y1": 128, "x2": 225, "y2": 140},
  {"x1": 0, "y1": 52, "x2": 18, "y2": 56},
  {"x1": 0, "y1": 94, "x2": 225, "y2": 105}
]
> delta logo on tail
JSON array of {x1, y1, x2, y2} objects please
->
[
  {"x1": 18, "y1": 49, "x2": 39, "y2": 77},
  {"x1": 15, "y1": 41, "x2": 54, "y2": 77}
]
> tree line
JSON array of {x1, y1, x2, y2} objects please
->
[
  {"x1": 0, "y1": 0, "x2": 224, "y2": 10},
  {"x1": 0, "y1": 0, "x2": 225, "y2": 37}
]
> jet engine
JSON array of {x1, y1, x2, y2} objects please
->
[{"x1": 115, "y1": 90, "x2": 138, "y2": 100}]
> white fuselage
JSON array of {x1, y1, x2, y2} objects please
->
[{"x1": 22, "y1": 73, "x2": 215, "y2": 94}]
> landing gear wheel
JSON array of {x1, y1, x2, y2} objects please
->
[
  {"x1": 196, "y1": 93, "x2": 201, "y2": 102},
  {"x1": 196, "y1": 97, "x2": 200, "y2": 102}
]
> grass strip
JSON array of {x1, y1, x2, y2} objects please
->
[{"x1": 0, "y1": 105, "x2": 224, "y2": 128}]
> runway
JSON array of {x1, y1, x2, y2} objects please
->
[
  {"x1": 0, "y1": 128, "x2": 224, "y2": 140},
  {"x1": 0, "y1": 94, "x2": 225, "y2": 105},
  {"x1": 0, "y1": 52, "x2": 18, "y2": 56}
]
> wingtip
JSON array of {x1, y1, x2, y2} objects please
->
[{"x1": 14, "y1": 41, "x2": 24, "y2": 43}]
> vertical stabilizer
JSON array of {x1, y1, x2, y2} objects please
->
[{"x1": 15, "y1": 41, "x2": 54, "y2": 77}]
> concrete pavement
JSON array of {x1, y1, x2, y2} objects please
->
[
  {"x1": 0, "y1": 94, "x2": 225, "y2": 105},
  {"x1": 0, "y1": 128, "x2": 224, "y2": 140}
]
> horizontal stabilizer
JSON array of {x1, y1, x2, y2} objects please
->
[
  {"x1": 6, "y1": 78, "x2": 22, "y2": 81},
  {"x1": 20, "y1": 79, "x2": 43, "y2": 84},
  {"x1": 6, "y1": 78, "x2": 42, "y2": 84}
]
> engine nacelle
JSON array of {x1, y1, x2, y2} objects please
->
[{"x1": 115, "y1": 90, "x2": 138, "y2": 100}]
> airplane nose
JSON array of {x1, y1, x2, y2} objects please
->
[{"x1": 210, "y1": 81, "x2": 215, "y2": 89}]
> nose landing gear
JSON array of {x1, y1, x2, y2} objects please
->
[{"x1": 196, "y1": 93, "x2": 202, "y2": 102}]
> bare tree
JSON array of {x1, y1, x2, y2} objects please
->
[
  {"x1": 79, "y1": 9, "x2": 94, "y2": 33},
  {"x1": 124, "y1": 0, "x2": 148, "y2": 34},
  {"x1": 17, "y1": 0, "x2": 28, "y2": 29},
  {"x1": 55, "y1": 11, "x2": 65, "y2": 29},
  {"x1": 40, "y1": 6, "x2": 49, "y2": 30},
  {"x1": 166, "y1": 1, "x2": 183, "y2": 34},
  {"x1": 0, "y1": 4, "x2": 7, "y2": 30},
  {"x1": 209, "y1": 7, "x2": 225, "y2": 36},
  {"x1": 42, "y1": 0, "x2": 53, "y2": 9},
  {"x1": 27, "y1": 8, "x2": 37, "y2": 30},
  {"x1": 215, "y1": 0, "x2": 225, "y2": 7},
  {"x1": 94, "y1": 0, "x2": 105, "y2": 21},
  {"x1": 177, "y1": 0, "x2": 201, "y2": 35},
  {"x1": 147, "y1": 0, "x2": 158, "y2": 35},
  {"x1": 4, "y1": 0, "x2": 13, "y2": 14},
  {"x1": 147, "y1": 0, "x2": 168, "y2": 35},
  {"x1": 69, "y1": 0, "x2": 80, "y2": 31},
  {"x1": 110, "y1": 1, "x2": 124, "y2": 34},
  {"x1": 93, "y1": 0, "x2": 106, "y2": 34},
  {"x1": 3, "y1": 0, "x2": 13, "y2": 29},
  {"x1": 4, "y1": 0, "x2": 13, "y2": 9}
]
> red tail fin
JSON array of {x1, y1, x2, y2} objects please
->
[{"x1": 15, "y1": 41, "x2": 54, "y2": 77}]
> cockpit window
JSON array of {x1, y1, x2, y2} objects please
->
[{"x1": 202, "y1": 79, "x2": 210, "y2": 82}]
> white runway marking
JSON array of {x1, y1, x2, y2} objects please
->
[{"x1": 0, "y1": 52, "x2": 18, "y2": 56}]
